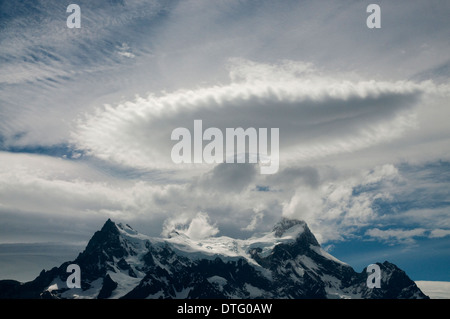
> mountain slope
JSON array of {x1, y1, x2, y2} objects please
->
[{"x1": 0, "y1": 218, "x2": 428, "y2": 299}]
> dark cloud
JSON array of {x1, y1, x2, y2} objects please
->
[
  {"x1": 197, "y1": 162, "x2": 258, "y2": 193},
  {"x1": 266, "y1": 166, "x2": 321, "y2": 189}
]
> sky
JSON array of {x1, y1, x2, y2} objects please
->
[{"x1": 0, "y1": 0, "x2": 449, "y2": 283}]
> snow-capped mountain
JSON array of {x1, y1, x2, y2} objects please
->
[{"x1": 0, "y1": 218, "x2": 428, "y2": 299}]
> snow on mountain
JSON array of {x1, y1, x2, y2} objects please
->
[
  {"x1": 0, "y1": 218, "x2": 429, "y2": 299},
  {"x1": 164, "y1": 219, "x2": 307, "y2": 263}
]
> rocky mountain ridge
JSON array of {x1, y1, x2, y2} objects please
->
[{"x1": 0, "y1": 218, "x2": 428, "y2": 299}]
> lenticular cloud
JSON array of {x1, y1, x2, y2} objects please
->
[{"x1": 71, "y1": 59, "x2": 435, "y2": 171}]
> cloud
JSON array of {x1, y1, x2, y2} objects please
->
[
  {"x1": 430, "y1": 229, "x2": 450, "y2": 239},
  {"x1": 365, "y1": 228, "x2": 428, "y2": 245},
  {"x1": 0, "y1": 152, "x2": 154, "y2": 219},
  {"x1": 401, "y1": 209, "x2": 450, "y2": 229},
  {"x1": 162, "y1": 212, "x2": 219, "y2": 240},
  {"x1": 184, "y1": 212, "x2": 220, "y2": 240},
  {"x1": 197, "y1": 162, "x2": 257, "y2": 193},
  {"x1": 0, "y1": 0, "x2": 170, "y2": 147},
  {"x1": 71, "y1": 59, "x2": 444, "y2": 174},
  {"x1": 241, "y1": 207, "x2": 265, "y2": 232},
  {"x1": 2, "y1": 0, "x2": 450, "y2": 152},
  {"x1": 0, "y1": 0, "x2": 449, "y2": 257},
  {"x1": 280, "y1": 164, "x2": 399, "y2": 242},
  {"x1": 2, "y1": 147, "x2": 447, "y2": 249},
  {"x1": 265, "y1": 166, "x2": 321, "y2": 190},
  {"x1": 116, "y1": 43, "x2": 135, "y2": 59}
]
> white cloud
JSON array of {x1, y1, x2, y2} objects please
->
[
  {"x1": 116, "y1": 43, "x2": 136, "y2": 59},
  {"x1": 0, "y1": 152, "x2": 152, "y2": 219},
  {"x1": 162, "y1": 212, "x2": 219, "y2": 240},
  {"x1": 365, "y1": 228, "x2": 428, "y2": 245},
  {"x1": 281, "y1": 164, "x2": 399, "y2": 242},
  {"x1": 184, "y1": 212, "x2": 220, "y2": 240},
  {"x1": 241, "y1": 208, "x2": 265, "y2": 232},
  {"x1": 1, "y1": 150, "x2": 439, "y2": 247},
  {"x1": 71, "y1": 59, "x2": 446, "y2": 174},
  {"x1": 0, "y1": 0, "x2": 449, "y2": 253},
  {"x1": 429, "y1": 229, "x2": 450, "y2": 239}
]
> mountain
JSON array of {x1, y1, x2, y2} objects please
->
[{"x1": 0, "y1": 218, "x2": 428, "y2": 299}]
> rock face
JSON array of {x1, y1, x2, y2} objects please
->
[{"x1": 0, "y1": 218, "x2": 428, "y2": 299}]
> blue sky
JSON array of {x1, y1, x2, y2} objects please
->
[{"x1": 0, "y1": 0, "x2": 449, "y2": 283}]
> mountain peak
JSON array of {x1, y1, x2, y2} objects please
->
[
  {"x1": 0, "y1": 218, "x2": 428, "y2": 299},
  {"x1": 81, "y1": 218, "x2": 125, "y2": 261},
  {"x1": 101, "y1": 218, "x2": 118, "y2": 232},
  {"x1": 272, "y1": 218, "x2": 306, "y2": 237},
  {"x1": 271, "y1": 218, "x2": 321, "y2": 249}
]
